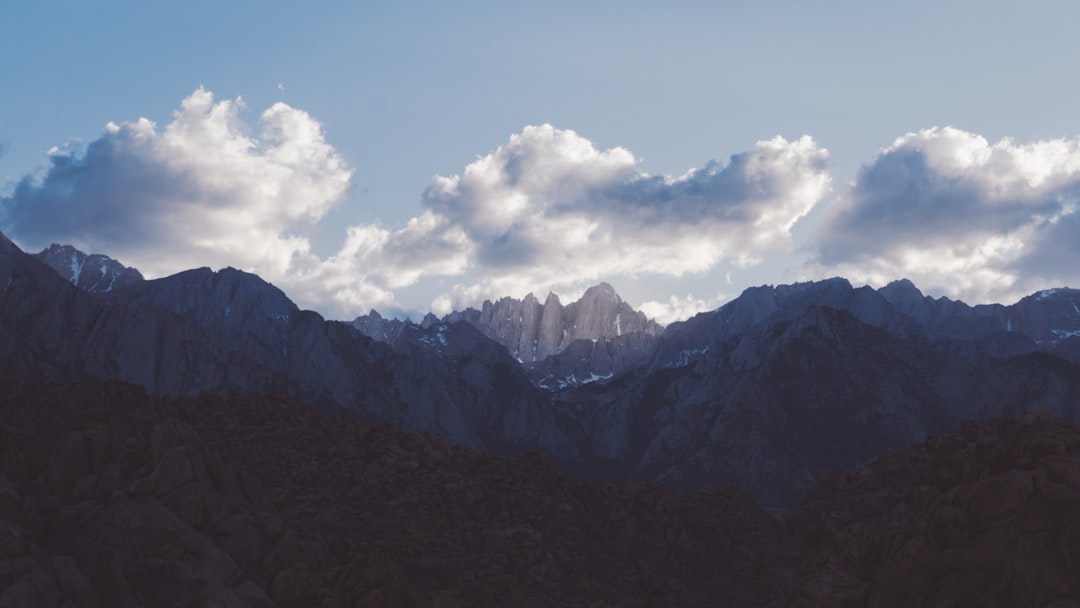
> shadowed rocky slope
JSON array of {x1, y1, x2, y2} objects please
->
[
  {"x1": 3, "y1": 379, "x2": 1080, "y2": 606},
  {"x1": 0, "y1": 379, "x2": 785, "y2": 607},
  {"x1": 786, "y1": 410, "x2": 1080, "y2": 607}
]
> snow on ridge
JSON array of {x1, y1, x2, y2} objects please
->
[
  {"x1": 417, "y1": 324, "x2": 450, "y2": 351},
  {"x1": 1034, "y1": 287, "x2": 1078, "y2": 301},
  {"x1": 536, "y1": 370, "x2": 614, "y2": 391},
  {"x1": 665, "y1": 345, "x2": 710, "y2": 368},
  {"x1": 69, "y1": 251, "x2": 84, "y2": 286}
]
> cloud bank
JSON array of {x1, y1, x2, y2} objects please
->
[
  {"x1": 418, "y1": 125, "x2": 830, "y2": 311},
  {"x1": 2, "y1": 88, "x2": 351, "y2": 282},
  {"x1": 21, "y1": 91, "x2": 1076, "y2": 320},
  {"x1": 1, "y1": 90, "x2": 833, "y2": 319},
  {"x1": 812, "y1": 127, "x2": 1080, "y2": 303}
]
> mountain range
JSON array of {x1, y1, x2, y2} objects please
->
[
  {"x1": 353, "y1": 282, "x2": 662, "y2": 389},
  {"x1": 5, "y1": 234, "x2": 1080, "y2": 511},
  {"x1": 6, "y1": 233, "x2": 1080, "y2": 603}
]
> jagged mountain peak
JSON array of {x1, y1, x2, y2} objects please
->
[
  {"x1": 452, "y1": 282, "x2": 661, "y2": 364},
  {"x1": 581, "y1": 281, "x2": 618, "y2": 299},
  {"x1": 351, "y1": 282, "x2": 664, "y2": 388},
  {"x1": 33, "y1": 242, "x2": 144, "y2": 294},
  {"x1": 877, "y1": 277, "x2": 926, "y2": 309}
]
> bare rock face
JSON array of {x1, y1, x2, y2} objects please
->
[
  {"x1": 529, "y1": 332, "x2": 660, "y2": 389},
  {"x1": 351, "y1": 309, "x2": 402, "y2": 342},
  {"x1": 33, "y1": 243, "x2": 143, "y2": 293},
  {"x1": 358, "y1": 282, "x2": 665, "y2": 390},
  {"x1": 429, "y1": 282, "x2": 664, "y2": 388},
  {"x1": 447, "y1": 282, "x2": 662, "y2": 363}
]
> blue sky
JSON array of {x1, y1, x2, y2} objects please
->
[{"x1": 4, "y1": 1, "x2": 1080, "y2": 322}]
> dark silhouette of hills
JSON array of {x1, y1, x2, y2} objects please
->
[
  {"x1": 3, "y1": 378, "x2": 1079, "y2": 606},
  {"x1": 0, "y1": 379, "x2": 785, "y2": 607},
  {"x1": 786, "y1": 409, "x2": 1080, "y2": 607}
]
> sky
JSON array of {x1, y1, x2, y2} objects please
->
[{"x1": 3, "y1": 1, "x2": 1080, "y2": 323}]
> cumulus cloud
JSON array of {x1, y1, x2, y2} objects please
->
[
  {"x1": 639, "y1": 292, "x2": 729, "y2": 325},
  {"x1": 1, "y1": 91, "x2": 831, "y2": 319},
  {"x1": 811, "y1": 127, "x2": 1080, "y2": 303},
  {"x1": 1, "y1": 87, "x2": 351, "y2": 282},
  {"x1": 419, "y1": 124, "x2": 831, "y2": 311}
]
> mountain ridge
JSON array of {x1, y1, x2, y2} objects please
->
[
  {"x1": 354, "y1": 280, "x2": 665, "y2": 388},
  {"x1": 33, "y1": 242, "x2": 143, "y2": 293},
  {"x1": 5, "y1": 234, "x2": 1080, "y2": 509}
]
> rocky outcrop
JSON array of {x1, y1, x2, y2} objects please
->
[
  {"x1": 351, "y1": 309, "x2": 409, "y2": 343},
  {"x1": 528, "y1": 332, "x2": 659, "y2": 390},
  {"x1": 354, "y1": 283, "x2": 664, "y2": 389},
  {"x1": 446, "y1": 282, "x2": 662, "y2": 363},
  {"x1": 429, "y1": 282, "x2": 663, "y2": 387},
  {"x1": 33, "y1": 243, "x2": 143, "y2": 293}
]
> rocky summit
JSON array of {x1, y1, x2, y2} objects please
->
[
  {"x1": 443, "y1": 282, "x2": 663, "y2": 363},
  {"x1": 355, "y1": 282, "x2": 664, "y2": 388},
  {"x1": 33, "y1": 243, "x2": 143, "y2": 294}
]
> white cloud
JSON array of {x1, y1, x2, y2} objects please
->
[
  {"x1": 812, "y1": 126, "x2": 1080, "y2": 303},
  {"x1": 2, "y1": 92, "x2": 832, "y2": 319},
  {"x1": 639, "y1": 292, "x2": 729, "y2": 325},
  {"x1": 1, "y1": 87, "x2": 351, "y2": 282},
  {"x1": 420, "y1": 124, "x2": 831, "y2": 310}
]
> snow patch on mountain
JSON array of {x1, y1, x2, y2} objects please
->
[
  {"x1": 666, "y1": 346, "x2": 710, "y2": 369},
  {"x1": 34, "y1": 244, "x2": 144, "y2": 294},
  {"x1": 69, "y1": 252, "x2": 84, "y2": 286}
]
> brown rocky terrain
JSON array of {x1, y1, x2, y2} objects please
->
[
  {"x1": 5, "y1": 378, "x2": 1080, "y2": 607},
  {"x1": 786, "y1": 411, "x2": 1080, "y2": 607},
  {"x1": 0, "y1": 379, "x2": 786, "y2": 607}
]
